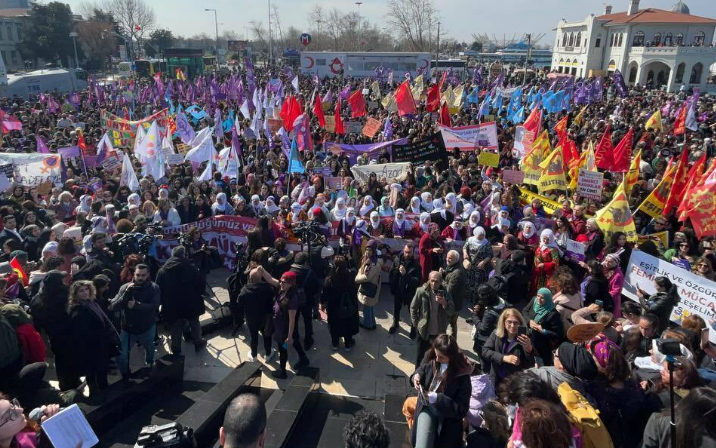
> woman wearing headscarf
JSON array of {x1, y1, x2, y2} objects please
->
[
  {"x1": 75, "y1": 195, "x2": 92, "y2": 215},
  {"x1": 430, "y1": 198, "x2": 453, "y2": 231},
  {"x1": 337, "y1": 207, "x2": 356, "y2": 249},
  {"x1": 358, "y1": 196, "x2": 375, "y2": 218},
  {"x1": 466, "y1": 209, "x2": 481, "y2": 235},
  {"x1": 377, "y1": 196, "x2": 394, "y2": 217},
  {"x1": 445, "y1": 192, "x2": 459, "y2": 216},
  {"x1": 420, "y1": 192, "x2": 434, "y2": 212},
  {"x1": 522, "y1": 287, "x2": 564, "y2": 366},
  {"x1": 287, "y1": 202, "x2": 307, "y2": 225},
  {"x1": 418, "y1": 223, "x2": 445, "y2": 283},
  {"x1": 409, "y1": 196, "x2": 422, "y2": 215},
  {"x1": 212, "y1": 192, "x2": 235, "y2": 216},
  {"x1": 265, "y1": 196, "x2": 280, "y2": 217},
  {"x1": 391, "y1": 209, "x2": 409, "y2": 238},
  {"x1": 351, "y1": 219, "x2": 371, "y2": 262},
  {"x1": 411, "y1": 212, "x2": 431, "y2": 240},
  {"x1": 463, "y1": 227, "x2": 493, "y2": 298},
  {"x1": 531, "y1": 229, "x2": 560, "y2": 294},
  {"x1": 441, "y1": 219, "x2": 467, "y2": 242},
  {"x1": 584, "y1": 218, "x2": 605, "y2": 260},
  {"x1": 355, "y1": 239, "x2": 382, "y2": 330},
  {"x1": 330, "y1": 197, "x2": 348, "y2": 221},
  {"x1": 603, "y1": 253, "x2": 625, "y2": 319},
  {"x1": 517, "y1": 222, "x2": 539, "y2": 250},
  {"x1": 367, "y1": 211, "x2": 385, "y2": 238}
]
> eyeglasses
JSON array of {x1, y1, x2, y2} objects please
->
[
  {"x1": 0, "y1": 399, "x2": 21, "y2": 428},
  {"x1": 505, "y1": 320, "x2": 521, "y2": 326}
]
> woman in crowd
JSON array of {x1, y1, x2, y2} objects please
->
[
  {"x1": 269, "y1": 271, "x2": 309, "y2": 379},
  {"x1": 465, "y1": 401, "x2": 509, "y2": 448},
  {"x1": 355, "y1": 239, "x2": 382, "y2": 330},
  {"x1": 531, "y1": 229, "x2": 560, "y2": 294},
  {"x1": 579, "y1": 259, "x2": 611, "y2": 311},
  {"x1": 694, "y1": 256, "x2": 715, "y2": 281},
  {"x1": 482, "y1": 308, "x2": 534, "y2": 387},
  {"x1": 642, "y1": 356, "x2": 703, "y2": 406},
  {"x1": 551, "y1": 269, "x2": 583, "y2": 329},
  {"x1": 320, "y1": 256, "x2": 359, "y2": 351},
  {"x1": 522, "y1": 288, "x2": 564, "y2": 366},
  {"x1": 636, "y1": 276, "x2": 681, "y2": 334},
  {"x1": 602, "y1": 231, "x2": 632, "y2": 273},
  {"x1": 410, "y1": 334, "x2": 472, "y2": 448},
  {"x1": 514, "y1": 399, "x2": 576, "y2": 448},
  {"x1": 602, "y1": 253, "x2": 624, "y2": 319},
  {"x1": 463, "y1": 226, "x2": 493, "y2": 298},
  {"x1": 642, "y1": 387, "x2": 716, "y2": 448},
  {"x1": 0, "y1": 394, "x2": 61, "y2": 448}
]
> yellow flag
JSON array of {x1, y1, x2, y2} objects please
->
[
  {"x1": 595, "y1": 183, "x2": 638, "y2": 242},
  {"x1": 411, "y1": 75, "x2": 424, "y2": 100},
  {"x1": 573, "y1": 106, "x2": 587, "y2": 126},
  {"x1": 645, "y1": 110, "x2": 663, "y2": 132},
  {"x1": 381, "y1": 92, "x2": 396, "y2": 111},
  {"x1": 370, "y1": 81, "x2": 381, "y2": 99},
  {"x1": 531, "y1": 130, "x2": 551, "y2": 155},
  {"x1": 624, "y1": 149, "x2": 642, "y2": 194},
  {"x1": 637, "y1": 165, "x2": 677, "y2": 219},
  {"x1": 452, "y1": 85, "x2": 464, "y2": 111},
  {"x1": 538, "y1": 148, "x2": 567, "y2": 193},
  {"x1": 521, "y1": 140, "x2": 545, "y2": 186}
]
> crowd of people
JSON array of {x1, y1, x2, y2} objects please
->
[{"x1": 0, "y1": 59, "x2": 716, "y2": 448}]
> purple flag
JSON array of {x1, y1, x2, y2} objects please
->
[
  {"x1": 324, "y1": 138, "x2": 408, "y2": 163},
  {"x1": 231, "y1": 125, "x2": 243, "y2": 160},
  {"x1": 594, "y1": 77, "x2": 604, "y2": 101},
  {"x1": 214, "y1": 109, "x2": 224, "y2": 140},
  {"x1": 383, "y1": 117, "x2": 393, "y2": 140},
  {"x1": 613, "y1": 69, "x2": 628, "y2": 98},
  {"x1": 339, "y1": 85, "x2": 351, "y2": 100},
  {"x1": 176, "y1": 112, "x2": 195, "y2": 145},
  {"x1": 36, "y1": 136, "x2": 50, "y2": 154},
  {"x1": 321, "y1": 89, "x2": 333, "y2": 104}
]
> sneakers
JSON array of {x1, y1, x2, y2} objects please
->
[
  {"x1": 246, "y1": 353, "x2": 256, "y2": 362},
  {"x1": 409, "y1": 326, "x2": 417, "y2": 339},
  {"x1": 271, "y1": 369, "x2": 287, "y2": 379},
  {"x1": 265, "y1": 349, "x2": 277, "y2": 362}
]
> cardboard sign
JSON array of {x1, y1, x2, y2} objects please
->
[
  {"x1": 567, "y1": 323, "x2": 604, "y2": 343},
  {"x1": 478, "y1": 151, "x2": 499, "y2": 168},
  {"x1": 166, "y1": 153, "x2": 186, "y2": 165},
  {"x1": 324, "y1": 115, "x2": 336, "y2": 133},
  {"x1": 325, "y1": 176, "x2": 345, "y2": 190},
  {"x1": 346, "y1": 121, "x2": 362, "y2": 134},
  {"x1": 502, "y1": 169, "x2": 524, "y2": 184},
  {"x1": 0, "y1": 163, "x2": 14, "y2": 179},
  {"x1": 392, "y1": 132, "x2": 448, "y2": 165},
  {"x1": 577, "y1": 169, "x2": 604, "y2": 201},
  {"x1": 175, "y1": 143, "x2": 190, "y2": 154},
  {"x1": 565, "y1": 239, "x2": 586, "y2": 262},
  {"x1": 100, "y1": 153, "x2": 121, "y2": 172},
  {"x1": 362, "y1": 117, "x2": 382, "y2": 138}
]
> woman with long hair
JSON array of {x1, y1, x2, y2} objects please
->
[
  {"x1": 355, "y1": 240, "x2": 382, "y2": 330},
  {"x1": 636, "y1": 276, "x2": 681, "y2": 334},
  {"x1": 551, "y1": 269, "x2": 583, "y2": 329},
  {"x1": 579, "y1": 259, "x2": 611, "y2": 311},
  {"x1": 482, "y1": 308, "x2": 534, "y2": 387},
  {"x1": 466, "y1": 401, "x2": 510, "y2": 448},
  {"x1": 516, "y1": 399, "x2": 575, "y2": 448},
  {"x1": 320, "y1": 256, "x2": 359, "y2": 351},
  {"x1": 693, "y1": 256, "x2": 715, "y2": 281},
  {"x1": 602, "y1": 231, "x2": 632, "y2": 273},
  {"x1": 642, "y1": 387, "x2": 716, "y2": 448},
  {"x1": 410, "y1": 334, "x2": 472, "y2": 448}
]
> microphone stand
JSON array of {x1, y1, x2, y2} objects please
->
[{"x1": 666, "y1": 354, "x2": 677, "y2": 448}]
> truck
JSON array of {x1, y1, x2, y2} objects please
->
[
  {"x1": 299, "y1": 51, "x2": 431, "y2": 79},
  {"x1": 1, "y1": 68, "x2": 87, "y2": 100}
]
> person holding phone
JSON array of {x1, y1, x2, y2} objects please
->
[
  {"x1": 410, "y1": 271, "x2": 455, "y2": 367},
  {"x1": 522, "y1": 288, "x2": 564, "y2": 366},
  {"x1": 481, "y1": 308, "x2": 534, "y2": 387}
]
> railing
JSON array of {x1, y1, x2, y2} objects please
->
[{"x1": 630, "y1": 46, "x2": 716, "y2": 56}]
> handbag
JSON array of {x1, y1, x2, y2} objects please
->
[{"x1": 358, "y1": 282, "x2": 378, "y2": 299}]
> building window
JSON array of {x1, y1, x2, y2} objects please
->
[
  {"x1": 569, "y1": 33, "x2": 574, "y2": 47},
  {"x1": 576, "y1": 32, "x2": 581, "y2": 47},
  {"x1": 10, "y1": 51, "x2": 17, "y2": 64},
  {"x1": 664, "y1": 33, "x2": 673, "y2": 46},
  {"x1": 618, "y1": 33, "x2": 623, "y2": 46},
  {"x1": 675, "y1": 62, "x2": 686, "y2": 83},
  {"x1": 562, "y1": 33, "x2": 568, "y2": 47},
  {"x1": 0, "y1": 26, "x2": 4, "y2": 41},
  {"x1": 6, "y1": 26, "x2": 11, "y2": 42},
  {"x1": 595, "y1": 35, "x2": 601, "y2": 47},
  {"x1": 1, "y1": 51, "x2": 6, "y2": 64},
  {"x1": 690, "y1": 62, "x2": 703, "y2": 84},
  {"x1": 652, "y1": 33, "x2": 661, "y2": 46},
  {"x1": 629, "y1": 65, "x2": 638, "y2": 82},
  {"x1": 694, "y1": 31, "x2": 705, "y2": 46},
  {"x1": 676, "y1": 33, "x2": 684, "y2": 45},
  {"x1": 633, "y1": 31, "x2": 645, "y2": 47}
]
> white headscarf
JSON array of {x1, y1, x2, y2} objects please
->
[
  {"x1": 410, "y1": 196, "x2": 421, "y2": 214},
  {"x1": 345, "y1": 207, "x2": 356, "y2": 225},
  {"x1": 420, "y1": 192, "x2": 434, "y2": 211},
  {"x1": 394, "y1": 208, "x2": 405, "y2": 227},
  {"x1": 369, "y1": 211, "x2": 381, "y2": 227},
  {"x1": 445, "y1": 192, "x2": 457, "y2": 214},
  {"x1": 359, "y1": 196, "x2": 375, "y2": 217},
  {"x1": 127, "y1": 193, "x2": 141, "y2": 207},
  {"x1": 461, "y1": 202, "x2": 475, "y2": 220},
  {"x1": 214, "y1": 192, "x2": 228, "y2": 212},
  {"x1": 354, "y1": 219, "x2": 370, "y2": 235},
  {"x1": 77, "y1": 195, "x2": 92, "y2": 213},
  {"x1": 419, "y1": 212, "x2": 431, "y2": 233},
  {"x1": 265, "y1": 196, "x2": 280, "y2": 214},
  {"x1": 522, "y1": 222, "x2": 536, "y2": 239},
  {"x1": 332, "y1": 197, "x2": 347, "y2": 220},
  {"x1": 471, "y1": 226, "x2": 489, "y2": 246},
  {"x1": 539, "y1": 229, "x2": 559, "y2": 250},
  {"x1": 432, "y1": 198, "x2": 446, "y2": 219},
  {"x1": 469, "y1": 210, "x2": 481, "y2": 228}
]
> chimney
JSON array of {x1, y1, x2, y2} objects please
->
[
  {"x1": 627, "y1": 0, "x2": 640, "y2": 15},
  {"x1": 604, "y1": 4, "x2": 613, "y2": 14}
]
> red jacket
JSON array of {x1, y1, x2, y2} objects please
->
[
  {"x1": 16, "y1": 323, "x2": 46, "y2": 364},
  {"x1": 419, "y1": 233, "x2": 445, "y2": 283}
]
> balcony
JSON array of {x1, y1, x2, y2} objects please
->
[{"x1": 629, "y1": 46, "x2": 716, "y2": 57}]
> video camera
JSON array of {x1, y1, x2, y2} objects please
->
[
  {"x1": 135, "y1": 422, "x2": 194, "y2": 448},
  {"x1": 293, "y1": 220, "x2": 324, "y2": 245}
]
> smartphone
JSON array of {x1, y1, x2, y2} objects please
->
[
  {"x1": 518, "y1": 326, "x2": 528, "y2": 336},
  {"x1": 418, "y1": 384, "x2": 428, "y2": 402},
  {"x1": 595, "y1": 300, "x2": 604, "y2": 308},
  {"x1": 437, "y1": 289, "x2": 445, "y2": 297}
]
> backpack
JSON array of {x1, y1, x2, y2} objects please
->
[
  {"x1": 296, "y1": 271, "x2": 312, "y2": 307},
  {"x1": 557, "y1": 382, "x2": 614, "y2": 448}
]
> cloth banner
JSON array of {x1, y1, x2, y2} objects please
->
[
  {"x1": 518, "y1": 187, "x2": 563, "y2": 216},
  {"x1": 325, "y1": 138, "x2": 408, "y2": 163},
  {"x1": 502, "y1": 169, "x2": 524, "y2": 184},
  {"x1": 624, "y1": 250, "x2": 716, "y2": 343},
  {"x1": 351, "y1": 162, "x2": 411, "y2": 183},
  {"x1": 0, "y1": 153, "x2": 62, "y2": 186},
  {"x1": 392, "y1": 133, "x2": 447, "y2": 165},
  {"x1": 101, "y1": 109, "x2": 169, "y2": 148},
  {"x1": 438, "y1": 122, "x2": 498, "y2": 151}
]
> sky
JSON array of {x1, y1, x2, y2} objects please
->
[{"x1": 61, "y1": 0, "x2": 716, "y2": 47}]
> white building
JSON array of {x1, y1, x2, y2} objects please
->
[{"x1": 551, "y1": 0, "x2": 716, "y2": 92}]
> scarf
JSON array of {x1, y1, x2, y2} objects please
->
[
  {"x1": 420, "y1": 192, "x2": 434, "y2": 211},
  {"x1": 359, "y1": 197, "x2": 374, "y2": 217},
  {"x1": 332, "y1": 198, "x2": 347, "y2": 220},
  {"x1": 410, "y1": 197, "x2": 422, "y2": 214},
  {"x1": 393, "y1": 210, "x2": 407, "y2": 236},
  {"x1": 471, "y1": 226, "x2": 489, "y2": 246},
  {"x1": 532, "y1": 287, "x2": 555, "y2": 323},
  {"x1": 432, "y1": 199, "x2": 446, "y2": 219},
  {"x1": 419, "y1": 212, "x2": 431, "y2": 233},
  {"x1": 214, "y1": 192, "x2": 227, "y2": 212},
  {"x1": 345, "y1": 207, "x2": 356, "y2": 225}
]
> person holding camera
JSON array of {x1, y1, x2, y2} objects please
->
[
  {"x1": 481, "y1": 308, "x2": 534, "y2": 388},
  {"x1": 410, "y1": 271, "x2": 455, "y2": 367},
  {"x1": 388, "y1": 242, "x2": 421, "y2": 336},
  {"x1": 109, "y1": 263, "x2": 160, "y2": 379}
]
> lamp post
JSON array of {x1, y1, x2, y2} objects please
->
[
  {"x1": 267, "y1": 0, "x2": 272, "y2": 66},
  {"x1": 69, "y1": 31, "x2": 79, "y2": 68},
  {"x1": 355, "y1": 2, "x2": 363, "y2": 50},
  {"x1": 204, "y1": 8, "x2": 219, "y2": 59}
]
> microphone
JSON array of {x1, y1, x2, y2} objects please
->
[{"x1": 28, "y1": 405, "x2": 63, "y2": 421}]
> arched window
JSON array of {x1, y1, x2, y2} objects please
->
[
  {"x1": 569, "y1": 32, "x2": 574, "y2": 47},
  {"x1": 676, "y1": 33, "x2": 684, "y2": 45},
  {"x1": 690, "y1": 62, "x2": 703, "y2": 84},
  {"x1": 633, "y1": 30, "x2": 645, "y2": 46},
  {"x1": 652, "y1": 33, "x2": 661, "y2": 46},
  {"x1": 664, "y1": 33, "x2": 673, "y2": 46},
  {"x1": 694, "y1": 31, "x2": 705, "y2": 46},
  {"x1": 576, "y1": 32, "x2": 582, "y2": 47},
  {"x1": 610, "y1": 34, "x2": 615, "y2": 47},
  {"x1": 618, "y1": 33, "x2": 623, "y2": 46},
  {"x1": 562, "y1": 33, "x2": 568, "y2": 47},
  {"x1": 629, "y1": 65, "x2": 638, "y2": 82},
  {"x1": 675, "y1": 63, "x2": 686, "y2": 83}
]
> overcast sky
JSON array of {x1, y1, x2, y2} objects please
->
[{"x1": 62, "y1": 0, "x2": 716, "y2": 46}]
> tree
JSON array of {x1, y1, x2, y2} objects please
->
[
  {"x1": 146, "y1": 29, "x2": 174, "y2": 57},
  {"x1": 108, "y1": 0, "x2": 156, "y2": 58},
  {"x1": 21, "y1": 2, "x2": 81, "y2": 66},
  {"x1": 386, "y1": 0, "x2": 438, "y2": 52},
  {"x1": 470, "y1": 41, "x2": 483, "y2": 52}
]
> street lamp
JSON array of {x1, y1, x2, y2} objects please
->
[
  {"x1": 69, "y1": 31, "x2": 79, "y2": 68},
  {"x1": 204, "y1": 8, "x2": 219, "y2": 59},
  {"x1": 355, "y1": 2, "x2": 363, "y2": 50}
]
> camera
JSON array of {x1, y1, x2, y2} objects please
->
[{"x1": 656, "y1": 338, "x2": 681, "y2": 356}]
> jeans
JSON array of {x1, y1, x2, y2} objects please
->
[
  {"x1": 117, "y1": 323, "x2": 156, "y2": 376},
  {"x1": 362, "y1": 305, "x2": 376, "y2": 328},
  {"x1": 249, "y1": 325, "x2": 273, "y2": 358},
  {"x1": 414, "y1": 407, "x2": 438, "y2": 448},
  {"x1": 169, "y1": 317, "x2": 203, "y2": 354}
]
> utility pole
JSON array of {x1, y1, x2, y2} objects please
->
[
  {"x1": 204, "y1": 9, "x2": 219, "y2": 61},
  {"x1": 435, "y1": 21, "x2": 441, "y2": 77},
  {"x1": 69, "y1": 31, "x2": 79, "y2": 68},
  {"x1": 267, "y1": 0, "x2": 272, "y2": 66},
  {"x1": 523, "y1": 33, "x2": 531, "y2": 88},
  {"x1": 355, "y1": 2, "x2": 363, "y2": 50}
]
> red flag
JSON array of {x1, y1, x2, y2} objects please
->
[
  {"x1": 554, "y1": 116, "x2": 568, "y2": 139},
  {"x1": 677, "y1": 153, "x2": 707, "y2": 221},
  {"x1": 523, "y1": 108, "x2": 542, "y2": 136},
  {"x1": 426, "y1": 84, "x2": 440, "y2": 112},
  {"x1": 611, "y1": 128, "x2": 633, "y2": 173},
  {"x1": 348, "y1": 90, "x2": 366, "y2": 118},
  {"x1": 673, "y1": 103, "x2": 687, "y2": 136},
  {"x1": 281, "y1": 96, "x2": 302, "y2": 132},
  {"x1": 595, "y1": 124, "x2": 614, "y2": 170},
  {"x1": 279, "y1": 96, "x2": 291, "y2": 129},
  {"x1": 439, "y1": 101, "x2": 451, "y2": 127},
  {"x1": 662, "y1": 147, "x2": 690, "y2": 217},
  {"x1": 0, "y1": 110, "x2": 22, "y2": 134},
  {"x1": 559, "y1": 133, "x2": 579, "y2": 170},
  {"x1": 334, "y1": 99, "x2": 344, "y2": 135},
  {"x1": 10, "y1": 257, "x2": 27, "y2": 287},
  {"x1": 313, "y1": 94, "x2": 325, "y2": 127},
  {"x1": 395, "y1": 80, "x2": 416, "y2": 117}
]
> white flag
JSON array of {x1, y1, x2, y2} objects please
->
[
  {"x1": 239, "y1": 99, "x2": 250, "y2": 119},
  {"x1": 292, "y1": 75, "x2": 299, "y2": 93},
  {"x1": 133, "y1": 125, "x2": 146, "y2": 155},
  {"x1": 120, "y1": 153, "x2": 140, "y2": 192},
  {"x1": 197, "y1": 160, "x2": 213, "y2": 181},
  {"x1": 185, "y1": 128, "x2": 215, "y2": 163}
]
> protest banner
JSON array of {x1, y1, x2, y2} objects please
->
[
  {"x1": 512, "y1": 126, "x2": 534, "y2": 160},
  {"x1": 565, "y1": 239, "x2": 585, "y2": 262},
  {"x1": 518, "y1": 187, "x2": 563, "y2": 216},
  {"x1": 100, "y1": 109, "x2": 169, "y2": 148},
  {"x1": 478, "y1": 151, "x2": 499, "y2": 168},
  {"x1": 0, "y1": 153, "x2": 62, "y2": 187},
  {"x1": 624, "y1": 250, "x2": 716, "y2": 342},
  {"x1": 345, "y1": 121, "x2": 362, "y2": 134},
  {"x1": 166, "y1": 154, "x2": 185, "y2": 165},
  {"x1": 577, "y1": 169, "x2": 604, "y2": 201},
  {"x1": 0, "y1": 164, "x2": 14, "y2": 179},
  {"x1": 362, "y1": 117, "x2": 382, "y2": 138},
  {"x1": 502, "y1": 169, "x2": 524, "y2": 184},
  {"x1": 175, "y1": 143, "x2": 190, "y2": 154},
  {"x1": 438, "y1": 122, "x2": 499, "y2": 151},
  {"x1": 325, "y1": 138, "x2": 408, "y2": 163},
  {"x1": 267, "y1": 118, "x2": 283, "y2": 133},
  {"x1": 351, "y1": 162, "x2": 411, "y2": 183},
  {"x1": 392, "y1": 133, "x2": 448, "y2": 165},
  {"x1": 325, "y1": 177, "x2": 345, "y2": 190},
  {"x1": 324, "y1": 115, "x2": 336, "y2": 133},
  {"x1": 100, "y1": 153, "x2": 121, "y2": 172}
]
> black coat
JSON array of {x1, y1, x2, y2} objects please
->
[
  {"x1": 109, "y1": 281, "x2": 161, "y2": 334},
  {"x1": 321, "y1": 277, "x2": 359, "y2": 338},
  {"x1": 639, "y1": 288, "x2": 680, "y2": 333},
  {"x1": 237, "y1": 282, "x2": 275, "y2": 331},
  {"x1": 495, "y1": 261, "x2": 530, "y2": 309},
  {"x1": 0, "y1": 228, "x2": 21, "y2": 249},
  {"x1": 177, "y1": 204, "x2": 198, "y2": 224},
  {"x1": 69, "y1": 301, "x2": 117, "y2": 374},
  {"x1": 410, "y1": 353, "x2": 472, "y2": 448},
  {"x1": 522, "y1": 298, "x2": 565, "y2": 365},
  {"x1": 156, "y1": 256, "x2": 206, "y2": 322},
  {"x1": 388, "y1": 253, "x2": 421, "y2": 304},
  {"x1": 482, "y1": 330, "x2": 535, "y2": 386},
  {"x1": 583, "y1": 276, "x2": 611, "y2": 310}
]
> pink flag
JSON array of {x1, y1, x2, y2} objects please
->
[{"x1": 36, "y1": 136, "x2": 50, "y2": 153}]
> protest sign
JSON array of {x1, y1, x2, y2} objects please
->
[
  {"x1": 325, "y1": 138, "x2": 408, "y2": 163},
  {"x1": 101, "y1": 109, "x2": 169, "y2": 148},
  {"x1": 325, "y1": 177, "x2": 345, "y2": 190},
  {"x1": 565, "y1": 239, "x2": 586, "y2": 262},
  {"x1": 624, "y1": 250, "x2": 716, "y2": 342},
  {"x1": 392, "y1": 133, "x2": 448, "y2": 165},
  {"x1": 577, "y1": 169, "x2": 604, "y2": 201},
  {"x1": 267, "y1": 118, "x2": 283, "y2": 133},
  {"x1": 512, "y1": 126, "x2": 534, "y2": 160},
  {"x1": 0, "y1": 153, "x2": 62, "y2": 186},
  {"x1": 362, "y1": 117, "x2": 382, "y2": 138},
  {"x1": 0, "y1": 164, "x2": 14, "y2": 179},
  {"x1": 438, "y1": 122, "x2": 499, "y2": 151},
  {"x1": 166, "y1": 154, "x2": 185, "y2": 165},
  {"x1": 324, "y1": 115, "x2": 336, "y2": 133},
  {"x1": 100, "y1": 153, "x2": 121, "y2": 172},
  {"x1": 478, "y1": 151, "x2": 499, "y2": 168},
  {"x1": 346, "y1": 121, "x2": 362, "y2": 134},
  {"x1": 175, "y1": 143, "x2": 190, "y2": 154},
  {"x1": 502, "y1": 169, "x2": 524, "y2": 184},
  {"x1": 351, "y1": 162, "x2": 411, "y2": 183}
]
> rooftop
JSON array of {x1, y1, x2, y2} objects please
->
[
  {"x1": 0, "y1": 8, "x2": 29, "y2": 17},
  {"x1": 597, "y1": 7, "x2": 716, "y2": 24}
]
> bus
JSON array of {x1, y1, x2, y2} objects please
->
[
  {"x1": 118, "y1": 61, "x2": 133, "y2": 78},
  {"x1": 300, "y1": 51, "x2": 431, "y2": 79},
  {"x1": 431, "y1": 59, "x2": 467, "y2": 77},
  {"x1": 164, "y1": 48, "x2": 205, "y2": 79},
  {"x1": 135, "y1": 59, "x2": 166, "y2": 78}
]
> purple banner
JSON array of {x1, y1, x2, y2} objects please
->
[
  {"x1": 57, "y1": 146, "x2": 81, "y2": 159},
  {"x1": 324, "y1": 138, "x2": 409, "y2": 163}
]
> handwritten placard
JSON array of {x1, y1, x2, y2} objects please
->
[
  {"x1": 362, "y1": 117, "x2": 382, "y2": 138},
  {"x1": 577, "y1": 169, "x2": 604, "y2": 201},
  {"x1": 478, "y1": 151, "x2": 499, "y2": 168}
]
